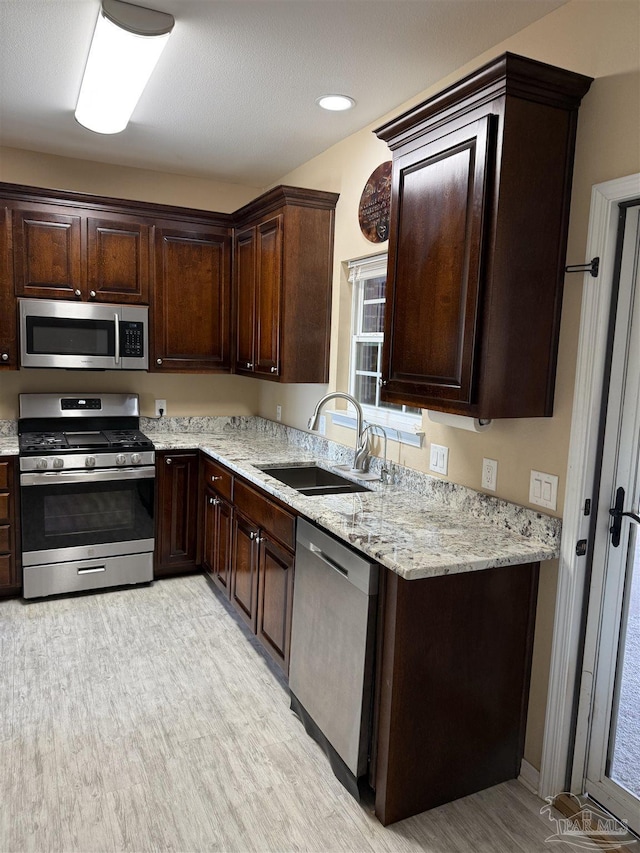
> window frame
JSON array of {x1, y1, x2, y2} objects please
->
[{"x1": 340, "y1": 254, "x2": 423, "y2": 444}]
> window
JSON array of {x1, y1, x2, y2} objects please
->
[{"x1": 343, "y1": 254, "x2": 422, "y2": 442}]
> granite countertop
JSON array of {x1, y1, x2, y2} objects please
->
[
  {"x1": 149, "y1": 424, "x2": 561, "y2": 581},
  {"x1": 0, "y1": 416, "x2": 561, "y2": 581}
]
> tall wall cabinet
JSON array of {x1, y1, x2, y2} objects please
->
[
  {"x1": 375, "y1": 52, "x2": 593, "y2": 418},
  {"x1": 234, "y1": 186, "x2": 339, "y2": 383}
]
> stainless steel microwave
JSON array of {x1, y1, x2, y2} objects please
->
[{"x1": 19, "y1": 298, "x2": 149, "y2": 370}]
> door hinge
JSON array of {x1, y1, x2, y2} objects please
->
[{"x1": 576, "y1": 539, "x2": 588, "y2": 557}]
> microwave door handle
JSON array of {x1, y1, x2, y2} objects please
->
[{"x1": 114, "y1": 313, "x2": 120, "y2": 365}]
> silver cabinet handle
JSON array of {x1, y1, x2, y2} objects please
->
[
  {"x1": 378, "y1": 378, "x2": 388, "y2": 387},
  {"x1": 211, "y1": 475, "x2": 221, "y2": 481},
  {"x1": 89, "y1": 290, "x2": 96, "y2": 298},
  {"x1": 246, "y1": 362, "x2": 253, "y2": 369},
  {"x1": 249, "y1": 531, "x2": 261, "y2": 541},
  {"x1": 166, "y1": 458, "x2": 172, "y2": 465},
  {"x1": 270, "y1": 366, "x2": 278, "y2": 374},
  {"x1": 156, "y1": 358, "x2": 163, "y2": 365},
  {"x1": 74, "y1": 289, "x2": 81, "y2": 297},
  {"x1": 1, "y1": 353, "x2": 8, "y2": 362}
]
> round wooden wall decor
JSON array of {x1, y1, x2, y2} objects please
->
[{"x1": 358, "y1": 161, "x2": 392, "y2": 243}]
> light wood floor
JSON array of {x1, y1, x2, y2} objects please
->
[{"x1": 0, "y1": 574, "x2": 570, "y2": 852}]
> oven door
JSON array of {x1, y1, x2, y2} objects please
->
[{"x1": 20, "y1": 467, "x2": 155, "y2": 566}]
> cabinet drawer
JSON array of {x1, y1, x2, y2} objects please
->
[
  {"x1": 0, "y1": 493, "x2": 9, "y2": 524},
  {"x1": 202, "y1": 457, "x2": 233, "y2": 502},
  {"x1": 0, "y1": 461, "x2": 9, "y2": 490},
  {"x1": 234, "y1": 479, "x2": 295, "y2": 550},
  {"x1": 0, "y1": 525, "x2": 10, "y2": 554},
  {"x1": 0, "y1": 554, "x2": 11, "y2": 587}
]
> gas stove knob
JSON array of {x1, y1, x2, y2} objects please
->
[
  {"x1": 115, "y1": 453, "x2": 127, "y2": 466},
  {"x1": 131, "y1": 453, "x2": 142, "y2": 465},
  {"x1": 85, "y1": 456, "x2": 96, "y2": 468},
  {"x1": 36, "y1": 458, "x2": 48, "y2": 470},
  {"x1": 52, "y1": 458, "x2": 64, "y2": 469}
]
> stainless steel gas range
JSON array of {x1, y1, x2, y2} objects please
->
[{"x1": 18, "y1": 393, "x2": 155, "y2": 599}]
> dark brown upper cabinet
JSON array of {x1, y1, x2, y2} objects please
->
[
  {"x1": 375, "y1": 53, "x2": 593, "y2": 418},
  {"x1": 11, "y1": 201, "x2": 150, "y2": 304},
  {"x1": 233, "y1": 186, "x2": 339, "y2": 383},
  {"x1": 87, "y1": 214, "x2": 150, "y2": 303},
  {"x1": 152, "y1": 222, "x2": 231, "y2": 372},
  {"x1": 0, "y1": 208, "x2": 17, "y2": 369}
]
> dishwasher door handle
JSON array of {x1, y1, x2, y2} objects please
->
[{"x1": 308, "y1": 542, "x2": 349, "y2": 579}]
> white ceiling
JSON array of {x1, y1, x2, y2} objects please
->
[{"x1": 0, "y1": 0, "x2": 568, "y2": 188}]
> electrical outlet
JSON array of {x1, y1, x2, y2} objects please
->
[
  {"x1": 529, "y1": 469, "x2": 559, "y2": 510},
  {"x1": 276, "y1": 405, "x2": 282, "y2": 422},
  {"x1": 155, "y1": 399, "x2": 166, "y2": 418},
  {"x1": 482, "y1": 458, "x2": 498, "y2": 491},
  {"x1": 429, "y1": 443, "x2": 449, "y2": 475},
  {"x1": 318, "y1": 415, "x2": 326, "y2": 435}
]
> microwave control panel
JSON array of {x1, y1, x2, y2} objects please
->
[{"x1": 120, "y1": 322, "x2": 145, "y2": 358}]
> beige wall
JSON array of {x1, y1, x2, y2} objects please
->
[
  {"x1": 1, "y1": 0, "x2": 638, "y2": 776},
  {"x1": 0, "y1": 371, "x2": 259, "y2": 421},
  {"x1": 262, "y1": 0, "x2": 640, "y2": 771},
  {"x1": 0, "y1": 146, "x2": 260, "y2": 212}
]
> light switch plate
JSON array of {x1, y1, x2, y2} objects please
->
[
  {"x1": 529, "y1": 469, "x2": 559, "y2": 511},
  {"x1": 482, "y1": 458, "x2": 498, "y2": 491},
  {"x1": 276, "y1": 405, "x2": 282, "y2": 422},
  {"x1": 430, "y1": 443, "x2": 449, "y2": 475}
]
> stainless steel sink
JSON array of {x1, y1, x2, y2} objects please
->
[{"x1": 258, "y1": 463, "x2": 372, "y2": 496}]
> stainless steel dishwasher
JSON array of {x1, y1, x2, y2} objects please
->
[{"x1": 289, "y1": 518, "x2": 379, "y2": 799}]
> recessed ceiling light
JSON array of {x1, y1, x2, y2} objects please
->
[{"x1": 316, "y1": 94, "x2": 356, "y2": 112}]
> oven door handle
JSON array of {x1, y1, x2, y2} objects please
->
[{"x1": 20, "y1": 467, "x2": 156, "y2": 486}]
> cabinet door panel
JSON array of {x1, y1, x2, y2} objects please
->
[
  {"x1": 235, "y1": 226, "x2": 256, "y2": 372},
  {"x1": 231, "y1": 511, "x2": 259, "y2": 631},
  {"x1": 87, "y1": 216, "x2": 150, "y2": 303},
  {"x1": 13, "y1": 208, "x2": 83, "y2": 299},
  {"x1": 202, "y1": 489, "x2": 233, "y2": 596},
  {"x1": 154, "y1": 225, "x2": 231, "y2": 372},
  {"x1": 0, "y1": 456, "x2": 20, "y2": 594},
  {"x1": 257, "y1": 534, "x2": 294, "y2": 672},
  {"x1": 155, "y1": 452, "x2": 199, "y2": 576},
  {"x1": 255, "y1": 216, "x2": 282, "y2": 375},
  {"x1": 0, "y1": 208, "x2": 16, "y2": 368},
  {"x1": 383, "y1": 116, "x2": 494, "y2": 408}
]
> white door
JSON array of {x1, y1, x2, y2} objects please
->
[{"x1": 575, "y1": 203, "x2": 640, "y2": 831}]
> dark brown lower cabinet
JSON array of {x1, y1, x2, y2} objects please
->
[
  {"x1": 202, "y1": 486, "x2": 233, "y2": 596},
  {"x1": 231, "y1": 510, "x2": 260, "y2": 632},
  {"x1": 154, "y1": 451, "x2": 199, "y2": 577},
  {"x1": 229, "y1": 478, "x2": 296, "y2": 674},
  {"x1": 257, "y1": 532, "x2": 295, "y2": 672},
  {"x1": 373, "y1": 562, "x2": 539, "y2": 825},
  {"x1": 0, "y1": 457, "x2": 20, "y2": 595}
]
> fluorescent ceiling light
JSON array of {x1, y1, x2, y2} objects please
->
[
  {"x1": 75, "y1": 0, "x2": 174, "y2": 135},
  {"x1": 316, "y1": 94, "x2": 356, "y2": 112}
]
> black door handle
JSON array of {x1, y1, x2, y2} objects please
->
[{"x1": 609, "y1": 486, "x2": 640, "y2": 547}]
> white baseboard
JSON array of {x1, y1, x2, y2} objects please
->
[{"x1": 519, "y1": 759, "x2": 540, "y2": 795}]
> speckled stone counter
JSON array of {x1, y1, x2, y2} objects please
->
[
  {"x1": 146, "y1": 417, "x2": 561, "y2": 581},
  {"x1": 0, "y1": 421, "x2": 18, "y2": 455}
]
